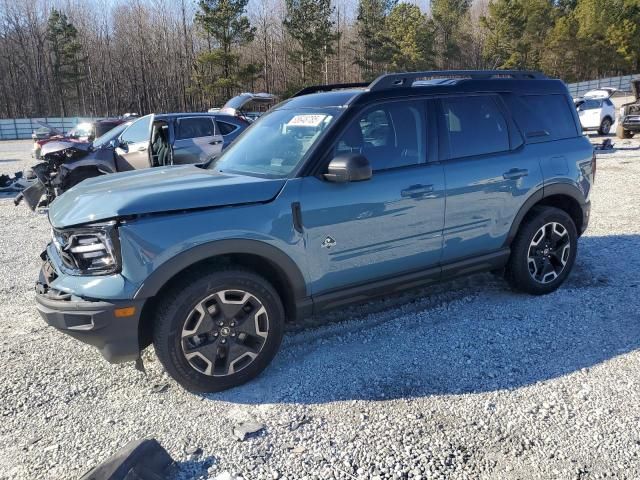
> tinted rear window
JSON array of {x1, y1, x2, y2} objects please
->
[
  {"x1": 511, "y1": 94, "x2": 578, "y2": 142},
  {"x1": 441, "y1": 96, "x2": 510, "y2": 159}
]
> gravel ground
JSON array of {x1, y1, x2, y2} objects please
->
[{"x1": 0, "y1": 136, "x2": 639, "y2": 480}]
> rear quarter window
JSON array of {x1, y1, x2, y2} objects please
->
[
  {"x1": 508, "y1": 94, "x2": 578, "y2": 142},
  {"x1": 217, "y1": 121, "x2": 238, "y2": 135}
]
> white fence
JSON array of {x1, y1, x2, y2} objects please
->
[
  {"x1": 0, "y1": 117, "x2": 99, "y2": 141},
  {"x1": 567, "y1": 74, "x2": 640, "y2": 98}
]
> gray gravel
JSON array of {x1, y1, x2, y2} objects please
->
[{"x1": 1, "y1": 136, "x2": 639, "y2": 480}]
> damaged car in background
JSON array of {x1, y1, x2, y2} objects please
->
[
  {"x1": 31, "y1": 118, "x2": 132, "y2": 159},
  {"x1": 617, "y1": 79, "x2": 640, "y2": 139},
  {"x1": 16, "y1": 112, "x2": 247, "y2": 210}
]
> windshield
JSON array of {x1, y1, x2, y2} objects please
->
[
  {"x1": 209, "y1": 107, "x2": 340, "y2": 178},
  {"x1": 92, "y1": 121, "x2": 130, "y2": 148}
]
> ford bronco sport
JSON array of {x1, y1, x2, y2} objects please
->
[{"x1": 35, "y1": 71, "x2": 595, "y2": 392}]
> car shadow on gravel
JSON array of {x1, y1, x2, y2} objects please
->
[{"x1": 206, "y1": 235, "x2": 640, "y2": 405}]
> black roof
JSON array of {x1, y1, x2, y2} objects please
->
[{"x1": 282, "y1": 70, "x2": 569, "y2": 109}]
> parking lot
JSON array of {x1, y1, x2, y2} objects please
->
[{"x1": 0, "y1": 136, "x2": 639, "y2": 479}]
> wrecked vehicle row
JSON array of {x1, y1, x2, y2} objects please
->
[{"x1": 16, "y1": 112, "x2": 249, "y2": 210}]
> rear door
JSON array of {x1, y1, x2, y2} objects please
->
[
  {"x1": 114, "y1": 114, "x2": 153, "y2": 171},
  {"x1": 173, "y1": 116, "x2": 223, "y2": 164},
  {"x1": 438, "y1": 94, "x2": 543, "y2": 264}
]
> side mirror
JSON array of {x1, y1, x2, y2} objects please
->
[{"x1": 324, "y1": 153, "x2": 372, "y2": 183}]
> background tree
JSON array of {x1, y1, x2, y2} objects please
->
[
  {"x1": 1, "y1": 0, "x2": 640, "y2": 119},
  {"x1": 354, "y1": 0, "x2": 397, "y2": 80},
  {"x1": 194, "y1": 0, "x2": 257, "y2": 103},
  {"x1": 386, "y1": 3, "x2": 435, "y2": 71},
  {"x1": 283, "y1": 0, "x2": 339, "y2": 86},
  {"x1": 431, "y1": 0, "x2": 471, "y2": 69},
  {"x1": 606, "y1": 0, "x2": 640, "y2": 73},
  {"x1": 46, "y1": 9, "x2": 85, "y2": 116},
  {"x1": 481, "y1": 0, "x2": 555, "y2": 70}
]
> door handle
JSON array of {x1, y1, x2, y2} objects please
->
[
  {"x1": 502, "y1": 168, "x2": 528, "y2": 180},
  {"x1": 401, "y1": 184, "x2": 434, "y2": 198},
  {"x1": 137, "y1": 146, "x2": 147, "y2": 152},
  {"x1": 209, "y1": 140, "x2": 223, "y2": 145}
]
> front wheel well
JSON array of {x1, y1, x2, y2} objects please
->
[{"x1": 137, "y1": 253, "x2": 298, "y2": 350}]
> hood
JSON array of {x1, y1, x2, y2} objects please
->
[
  {"x1": 41, "y1": 140, "x2": 92, "y2": 156},
  {"x1": 48, "y1": 165, "x2": 285, "y2": 228}
]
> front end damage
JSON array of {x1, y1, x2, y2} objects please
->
[
  {"x1": 36, "y1": 241, "x2": 144, "y2": 363},
  {"x1": 15, "y1": 141, "x2": 95, "y2": 210}
]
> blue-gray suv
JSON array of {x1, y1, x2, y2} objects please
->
[{"x1": 35, "y1": 71, "x2": 596, "y2": 392}]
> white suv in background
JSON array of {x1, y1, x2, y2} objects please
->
[{"x1": 575, "y1": 88, "x2": 616, "y2": 135}]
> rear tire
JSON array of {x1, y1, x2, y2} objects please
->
[
  {"x1": 616, "y1": 124, "x2": 633, "y2": 139},
  {"x1": 598, "y1": 117, "x2": 612, "y2": 135},
  {"x1": 505, "y1": 206, "x2": 577, "y2": 295},
  {"x1": 152, "y1": 267, "x2": 285, "y2": 393}
]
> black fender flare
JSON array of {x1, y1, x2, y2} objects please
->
[
  {"x1": 133, "y1": 239, "x2": 308, "y2": 301},
  {"x1": 504, "y1": 183, "x2": 587, "y2": 246}
]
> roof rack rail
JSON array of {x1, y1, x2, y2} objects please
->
[
  {"x1": 292, "y1": 82, "x2": 370, "y2": 97},
  {"x1": 369, "y1": 70, "x2": 547, "y2": 91}
]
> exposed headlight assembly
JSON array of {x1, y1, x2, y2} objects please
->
[{"x1": 52, "y1": 222, "x2": 121, "y2": 275}]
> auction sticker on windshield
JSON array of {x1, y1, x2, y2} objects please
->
[{"x1": 287, "y1": 114, "x2": 329, "y2": 127}]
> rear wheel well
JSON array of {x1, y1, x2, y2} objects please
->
[
  {"x1": 138, "y1": 253, "x2": 297, "y2": 350},
  {"x1": 533, "y1": 194, "x2": 583, "y2": 234}
]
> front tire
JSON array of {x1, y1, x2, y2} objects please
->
[
  {"x1": 506, "y1": 206, "x2": 577, "y2": 295},
  {"x1": 152, "y1": 268, "x2": 285, "y2": 392}
]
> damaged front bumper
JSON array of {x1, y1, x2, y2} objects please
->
[{"x1": 35, "y1": 251, "x2": 144, "y2": 363}]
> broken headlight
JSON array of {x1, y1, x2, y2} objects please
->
[{"x1": 52, "y1": 222, "x2": 121, "y2": 275}]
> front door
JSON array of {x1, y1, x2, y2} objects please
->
[
  {"x1": 173, "y1": 116, "x2": 223, "y2": 164},
  {"x1": 114, "y1": 114, "x2": 153, "y2": 171},
  {"x1": 300, "y1": 100, "x2": 445, "y2": 295}
]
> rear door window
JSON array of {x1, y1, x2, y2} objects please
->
[
  {"x1": 176, "y1": 117, "x2": 216, "y2": 140},
  {"x1": 441, "y1": 96, "x2": 509, "y2": 159}
]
